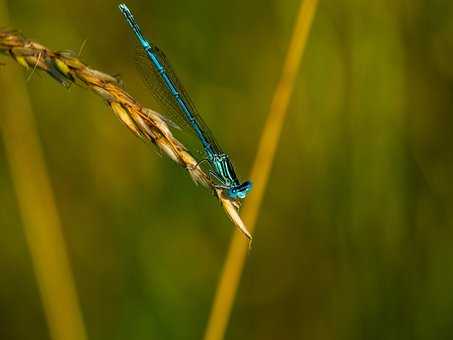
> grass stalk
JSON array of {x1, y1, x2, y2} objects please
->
[
  {"x1": 1, "y1": 23, "x2": 252, "y2": 235},
  {"x1": 203, "y1": 0, "x2": 319, "y2": 339},
  {"x1": 0, "y1": 2, "x2": 88, "y2": 340}
]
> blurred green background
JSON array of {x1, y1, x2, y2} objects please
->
[{"x1": 2, "y1": 0, "x2": 453, "y2": 339}]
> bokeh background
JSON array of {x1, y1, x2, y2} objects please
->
[{"x1": 2, "y1": 0, "x2": 453, "y2": 339}]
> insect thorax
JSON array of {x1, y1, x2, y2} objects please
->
[{"x1": 209, "y1": 153, "x2": 239, "y2": 187}]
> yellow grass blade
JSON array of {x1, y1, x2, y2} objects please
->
[
  {"x1": 0, "y1": 3, "x2": 88, "y2": 340},
  {"x1": 203, "y1": 0, "x2": 319, "y2": 339}
]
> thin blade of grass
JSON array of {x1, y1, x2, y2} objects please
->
[
  {"x1": 203, "y1": 0, "x2": 319, "y2": 339},
  {"x1": 0, "y1": 2, "x2": 88, "y2": 340}
]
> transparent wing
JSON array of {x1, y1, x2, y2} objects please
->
[
  {"x1": 135, "y1": 45, "x2": 223, "y2": 155},
  {"x1": 136, "y1": 48, "x2": 187, "y2": 130}
]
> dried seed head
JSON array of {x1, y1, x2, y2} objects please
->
[{"x1": 0, "y1": 28, "x2": 252, "y2": 241}]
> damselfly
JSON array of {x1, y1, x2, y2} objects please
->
[{"x1": 119, "y1": 3, "x2": 252, "y2": 200}]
